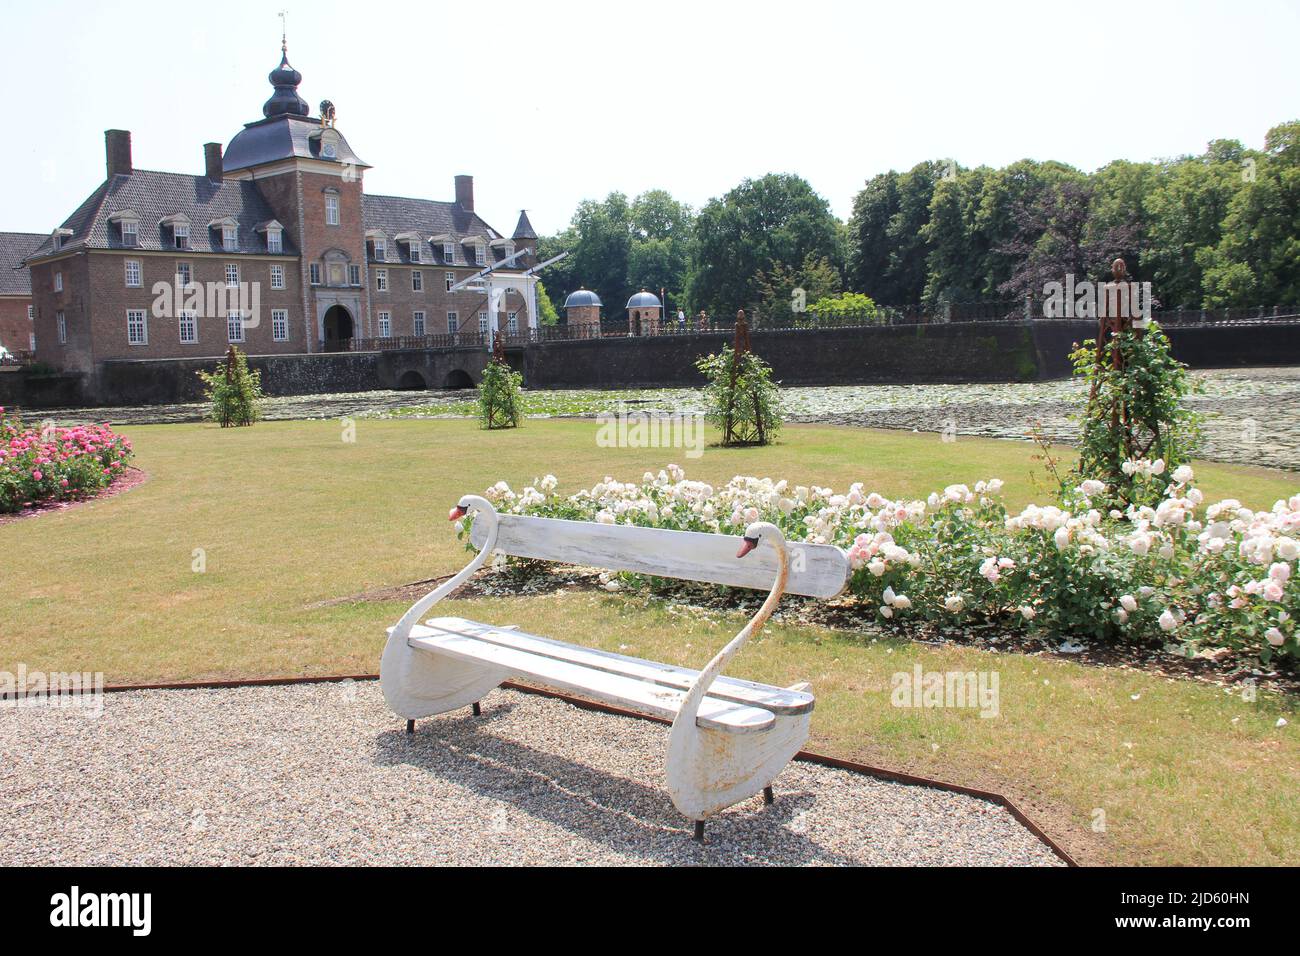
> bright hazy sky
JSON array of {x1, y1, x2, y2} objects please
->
[{"x1": 5, "y1": 0, "x2": 1299, "y2": 239}]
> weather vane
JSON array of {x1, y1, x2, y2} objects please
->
[{"x1": 279, "y1": 10, "x2": 288, "y2": 52}]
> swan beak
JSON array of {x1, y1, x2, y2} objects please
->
[
  {"x1": 736, "y1": 536, "x2": 759, "y2": 558},
  {"x1": 448, "y1": 505, "x2": 468, "y2": 521}
]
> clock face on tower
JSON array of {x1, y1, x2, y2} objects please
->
[{"x1": 322, "y1": 143, "x2": 337, "y2": 159}]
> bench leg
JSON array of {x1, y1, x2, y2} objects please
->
[
  {"x1": 693, "y1": 820, "x2": 705, "y2": 842},
  {"x1": 406, "y1": 719, "x2": 415, "y2": 735},
  {"x1": 763, "y1": 786, "x2": 775, "y2": 806},
  {"x1": 471, "y1": 702, "x2": 481, "y2": 717}
]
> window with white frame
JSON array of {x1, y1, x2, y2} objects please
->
[
  {"x1": 121, "y1": 220, "x2": 139, "y2": 247},
  {"x1": 225, "y1": 263, "x2": 239, "y2": 286},
  {"x1": 29, "y1": 332, "x2": 35, "y2": 351},
  {"x1": 447, "y1": 311, "x2": 458, "y2": 334},
  {"x1": 443, "y1": 242, "x2": 455, "y2": 263},
  {"x1": 176, "y1": 261, "x2": 192, "y2": 287},
  {"x1": 409, "y1": 241, "x2": 421, "y2": 264},
  {"x1": 127, "y1": 309, "x2": 148, "y2": 346},
  {"x1": 474, "y1": 244, "x2": 486, "y2": 266},
  {"x1": 445, "y1": 271, "x2": 455, "y2": 291},
  {"x1": 57, "y1": 310, "x2": 66, "y2": 344},
  {"x1": 412, "y1": 270, "x2": 423, "y2": 292},
  {"x1": 272, "y1": 309, "x2": 288, "y2": 342},
  {"x1": 478, "y1": 311, "x2": 489, "y2": 334},
  {"x1": 507, "y1": 311, "x2": 518, "y2": 334},
  {"x1": 375, "y1": 269, "x2": 387, "y2": 292},
  {"x1": 325, "y1": 194, "x2": 340, "y2": 226},
  {"x1": 27, "y1": 305, "x2": 34, "y2": 321},
  {"x1": 55, "y1": 272, "x2": 63, "y2": 293},
  {"x1": 179, "y1": 310, "x2": 197, "y2": 344},
  {"x1": 373, "y1": 239, "x2": 386, "y2": 261},
  {"x1": 378, "y1": 311, "x2": 391, "y2": 337},
  {"x1": 413, "y1": 311, "x2": 426, "y2": 336},
  {"x1": 348, "y1": 264, "x2": 361, "y2": 286},
  {"x1": 266, "y1": 228, "x2": 283, "y2": 254},
  {"x1": 173, "y1": 222, "x2": 189, "y2": 249},
  {"x1": 223, "y1": 224, "x2": 238, "y2": 250},
  {"x1": 226, "y1": 311, "x2": 245, "y2": 343},
  {"x1": 309, "y1": 263, "x2": 321, "y2": 285},
  {"x1": 125, "y1": 259, "x2": 141, "y2": 287},
  {"x1": 270, "y1": 264, "x2": 285, "y2": 289}
]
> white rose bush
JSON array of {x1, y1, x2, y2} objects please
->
[{"x1": 471, "y1": 462, "x2": 1299, "y2": 662}]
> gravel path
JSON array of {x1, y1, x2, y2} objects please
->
[{"x1": 0, "y1": 682, "x2": 1061, "y2": 867}]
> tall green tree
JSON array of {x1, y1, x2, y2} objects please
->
[{"x1": 687, "y1": 173, "x2": 841, "y2": 319}]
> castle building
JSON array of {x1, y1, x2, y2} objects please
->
[
  {"x1": 0, "y1": 232, "x2": 42, "y2": 357},
  {"x1": 23, "y1": 44, "x2": 537, "y2": 378}
]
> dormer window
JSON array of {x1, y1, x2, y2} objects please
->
[
  {"x1": 409, "y1": 241, "x2": 421, "y2": 264},
  {"x1": 443, "y1": 242, "x2": 455, "y2": 263},
  {"x1": 223, "y1": 225, "x2": 238, "y2": 250},
  {"x1": 121, "y1": 220, "x2": 139, "y2": 247},
  {"x1": 474, "y1": 244, "x2": 486, "y2": 267},
  {"x1": 373, "y1": 239, "x2": 387, "y2": 261},
  {"x1": 266, "y1": 228, "x2": 283, "y2": 254},
  {"x1": 174, "y1": 222, "x2": 189, "y2": 249}
]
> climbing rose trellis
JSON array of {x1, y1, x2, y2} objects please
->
[{"x1": 473, "y1": 465, "x2": 1299, "y2": 661}]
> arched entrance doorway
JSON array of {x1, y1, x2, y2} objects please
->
[{"x1": 322, "y1": 305, "x2": 354, "y2": 352}]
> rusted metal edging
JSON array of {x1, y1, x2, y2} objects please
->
[{"x1": 6, "y1": 673, "x2": 1076, "y2": 866}]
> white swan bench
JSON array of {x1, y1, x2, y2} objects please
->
[{"x1": 380, "y1": 494, "x2": 851, "y2": 840}]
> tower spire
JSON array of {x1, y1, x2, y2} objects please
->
[{"x1": 263, "y1": 16, "x2": 309, "y2": 119}]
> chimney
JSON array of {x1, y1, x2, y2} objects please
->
[
  {"x1": 455, "y1": 174, "x2": 474, "y2": 212},
  {"x1": 105, "y1": 129, "x2": 132, "y2": 178},
  {"x1": 204, "y1": 142, "x2": 224, "y2": 183}
]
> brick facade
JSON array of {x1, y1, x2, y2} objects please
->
[
  {"x1": 0, "y1": 297, "x2": 33, "y2": 355},
  {"x1": 20, "y1": 44, "x2": 536, "y2": 374}
]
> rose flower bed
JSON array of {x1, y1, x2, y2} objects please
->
[
  {"x1": 0, "y1": 407, "x2": 134, "y2": 514},
  {"x1": 473, "y1": 464, "x2": 1299, "y2": 662}
]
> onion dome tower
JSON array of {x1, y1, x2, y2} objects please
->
[{"x1": 263, "y1": 41, "x2": 310, "y2": 118}]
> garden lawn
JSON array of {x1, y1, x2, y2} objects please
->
[{"x1": 2, "y1": 417, "x2": 1297, "y2": 866}]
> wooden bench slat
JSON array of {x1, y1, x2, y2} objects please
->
[
  {"x1": 405, "y1": 626, "x2": 777, "y2": 734},
  {"x1": 425, "y1": 616, "x2": 814, "y2": 716},
  {"x1": 470, "y1": 514, "x2": 849, "y2": 599}
]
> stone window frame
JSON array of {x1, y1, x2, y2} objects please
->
[
  {"x1": 349, "y1": 264, "x2": 362, "y2": 287},
  {"x1": 412, "y1": 270, "x2": 423, "y2": 292},
  {"x1": 507, "y1": 311, "x2": 518, "y2": 334},
  {"x1": 226, "y1": 310, "x2": 246, "y2": 344},
  {"x1": 445, "y1": 271, "x2": 455, "y2": 292},
  {"x1": 375, "y1": 269, "x2": 388, "y2": 292},
  {"x1": 413, "y1": 311, "x2": 426, "y2": 336},
  {"x1": 57, "y1": 310, "x2": 66, "y2": 344},
  {"x1": 272, "y1": 309, "x2": 289, "y2": 342},
  {"x1": 179, "y1": 310, "x2": 198, "y2": 345},
  {"x1": 126, "y1": 309, "x2": 148, "y2": 346},
  {"x1": 447, "y1": 310, "x2": 458, "y2": 334},
  {"x1": 378, "y1": 311, "x2": 391, "y2": 337},
  {"x1": 324, "y1": 192, "x2": 340, "y2": 227},
  {"x1": 225, "y1": 263, "x2": 239, "y2": 287},
  {"x1": 55, "y1": 272, "x2": 63, "y2": 293},
  {"x1": 478, "y1": 311, "x2": 489, "y2": 334},
  {"x1": 124, "y1": 259, "x2": 142, "y2": 288},
  {"x1": 270, "y1": 264, "x2": 285, "y2": 290},
  {"x1": 176, "y1": 261, "x2": 193, "y2": 287}
]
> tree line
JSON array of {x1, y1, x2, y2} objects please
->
[{"x1": 536, "y1": 120, "x2": 1299, "y2": 323}]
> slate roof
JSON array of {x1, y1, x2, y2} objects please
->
[
  {"x1": 512, "y1": 210, "x2": 537, "y2": 241},
  {"x1": 0, "y1": 232, "x2": 44, "y2": 296},
  {"x1": 24, "y1": 170, "x2": 297, "y2": 260},
  {"x1": 223, "y1": 113, "x2": 369, "y2": 173},
  {"x1": 362, "y1": 194, "x2": 515, "y2": 266}
]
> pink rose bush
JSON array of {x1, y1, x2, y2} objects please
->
[
  {"x1": 0, "y1": 407, "x2": 133, "y2": 513},
  {"x1": 478, "y1": 463, "x2": 1299, "y2": 661}
]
